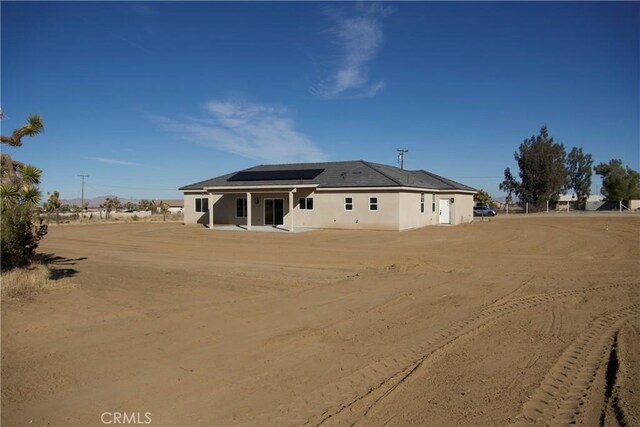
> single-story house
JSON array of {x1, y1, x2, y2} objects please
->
[
  {"x1": 179, "y1": 160, "x2": 477, "y2": 231},
  {"x1": 557, "y1": 194, "x2": 606, "y2": 211}
]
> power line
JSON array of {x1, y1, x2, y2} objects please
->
[{"x1": 84, "y1": 182, "x2": 178, "y2": 191}]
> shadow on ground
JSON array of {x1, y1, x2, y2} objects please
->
[{"x1": 37, "y1": 254, "x2": 87, "y2": 280}]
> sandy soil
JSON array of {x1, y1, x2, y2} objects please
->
[{"x1": 2, "y1": 215, "x2": 638, "y2": 426}]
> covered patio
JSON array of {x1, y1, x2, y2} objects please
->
[{"x1": 204, "y1": 184, "x2": 318, "y2": 232}]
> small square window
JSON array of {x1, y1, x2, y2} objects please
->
[
  {"x1": 299, "y1": 197, "x2": 314, "y2": 210},
  {"x1": 345, "y1": 197, "x2": 353, "y2": 211},
  {"x1": 195, "y1": 197, "x2": 209, "y2": 213},
  {"x1": 369, "y1": 197, "x2": 378, "y2": 211}
]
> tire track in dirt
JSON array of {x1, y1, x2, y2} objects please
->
[
  {"x1": 517, "y1": 305, "x2": 639, "y2": 426},
  {"x1": 263, "y1": 283, "x2": 636, "y2": 426},
  {"x1": 600, "y1": 332, "x2": 627, "y2": 427}
]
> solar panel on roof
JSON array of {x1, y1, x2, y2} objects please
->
[{"x1": 227, "y1": 169, "x2": 325, "y2": 182}]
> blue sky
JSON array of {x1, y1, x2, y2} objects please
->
[{"x1": 2, "y1": 1, "x2": 638, "y2": 201}]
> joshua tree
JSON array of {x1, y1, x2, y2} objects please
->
[
  {"x1": 159, "y1": 200, "x2": 170, "y2": 221},
  {"x1": 44, "y1": 191, "x2": 62, "y2": 223},
  {"x1": 0, "y1": 164, "x2": 43, "y2": 210},
  {"x1": 0, "y1": 111, "x2": 47, "y2": 269},
  {"x1": 100, "y1": 197, "x2": 121, "y2": 219},
  {"x1": 1, "y1": 114, "x2": 44, "y2": 183},
  {"x1": 137, "y1": 199, "x2": 153, "y2": 212}
]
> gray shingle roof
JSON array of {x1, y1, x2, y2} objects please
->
[{"x1": 179, "y1": 160, "x2": 476, "y2": 192}]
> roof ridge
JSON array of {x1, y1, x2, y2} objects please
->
[
  {"x1": 419, "y1": 169, "x2": 476, "y2": 191},
  {"x1": 360, "y1": 160, "x2": 403, "y2": 186}
]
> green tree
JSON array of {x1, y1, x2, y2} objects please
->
[
  {"x1": 0, "y1": 112, "x2": 47, "y2": 270},
  {"x1": 594, "y1": 159, "x2": 640, "y2": 201},
  {"x1": 474, "y1": 189, "x2": 492, "y2": 206},
  {"x1": 123, "y1": 201, "x2": 136, "y2": 211},
  {"x1": 1, "y1": 204, "x2": 48, "y2": 270},
  {"x1": 500, "y1": 126, "x2": 567, "y2": 211},
  {"x1": 566, "y1": 147, "x2": 593, "y2": 210}
]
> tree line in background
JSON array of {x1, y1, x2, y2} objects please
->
[
  {"x1": 495, "y1": 126, "x2": 640, "y2": 211},
  {"x1": 96, "y1": 197, "x2": 169, "y2": 220},
  {"x1": 39, "y1": 197, "x2": 173, "y2": 222}
]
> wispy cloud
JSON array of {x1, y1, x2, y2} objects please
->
[
  {"x1": 152, "y1": 100, "x2": 326, "y2": 163},
  {"x1": 312, "y1": 3, "x2": 392, "y2": 99},
  {"x1": 89, "y1": 157, "x2": 140, "y2": 166}
]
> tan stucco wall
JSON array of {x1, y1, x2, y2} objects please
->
[
  {"x1": 183, "y1": 192, "x2": 209, "y2": 225},
  {"x1": 454, "y1": 193, "x2": 475, "y2": 224},
  {"x1": 183, "y1": 189, "x2": 474, "y2": 230},
  {"x1": 398, "y1": 192, "x2": 436, "y2": 230},
  {"x1": 295, "y1": 190, "x2": 400, "y2": 230}
]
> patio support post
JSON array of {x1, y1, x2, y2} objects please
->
[
  {"x1": 246, "y1": 191, "x2": 252, "y2": 230},
  {"x1": 209, "y1": 194, "x2": 214, "y2": 229},
  {"x1": 289, "y1": 190, "x2": 294, "y2": 232}
]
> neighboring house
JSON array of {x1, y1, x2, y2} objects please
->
[
  {"x1": 557, "y1": 194, "x2": 606, "y2": 211},
  {"x1": 179, "y1": 160, "x2": 476, "y2": 231},
  {"x1": 557, "y1": 194, "x2": 605, "y2": 203},
  {"x1": 152, "y1": 199, "x2": 184, "y2": 214}
]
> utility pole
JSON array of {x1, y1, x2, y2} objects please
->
[
  {"x1": 78, "y1": 174, "x2": 89, "y2": 212},
  {"x1": 397, "y1": 149, "x2": 409, "y2": 170}
]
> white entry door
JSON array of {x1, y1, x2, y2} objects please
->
[{"x1": 439, "y1": 199, "x2": 451, "y2": 224}]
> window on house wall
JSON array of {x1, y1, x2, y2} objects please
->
[
  {"x1": 421, "y1": 193, "x2": 425, "y2": 213},
  {"x1": 236, "y1": 197, "x2": 247, "y2": 218},
  {"x1": 369, "y1": 197, "x2": 378, "y2": 211},
  {"x1": 432, "y1": 194, "x2": 436, "y2": 212},
  {"x1": 345, "y1": 197, "x2": 353, "y2": 211},
  {"x1": 195, "y1": 197, "x2": 209, "y2": 213},
  {"x1": 299, "y1": 197, "x2": 314, "y2": 210}
]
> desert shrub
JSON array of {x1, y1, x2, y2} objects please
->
[
  {"x1": 0, "y1": 261, "x2": 51, "y2": 298},
  {"x1": 1, "y1": 204, "x2": 48, "y2": 271},
  {"x1": 132, "y1": 214, "x2": 139, "y2": 221}
]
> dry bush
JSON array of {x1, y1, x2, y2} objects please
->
[{"x1": 1, "y1": 262, "x2": 59, "y2": 299}]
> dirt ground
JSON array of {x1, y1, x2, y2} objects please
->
[{"x1": 2, "y1": 214, "x2": 639, "y2": 426}]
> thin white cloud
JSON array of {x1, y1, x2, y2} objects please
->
[
  {"x1": 90, "y1": 157, "x2": 140, "y2": 166},
  {"x1": 152, "y1": 100, "x2": 326, "y2": 163},
  {"x1": 313, "y1": 3, "x2": 392, "y2": 99}
]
